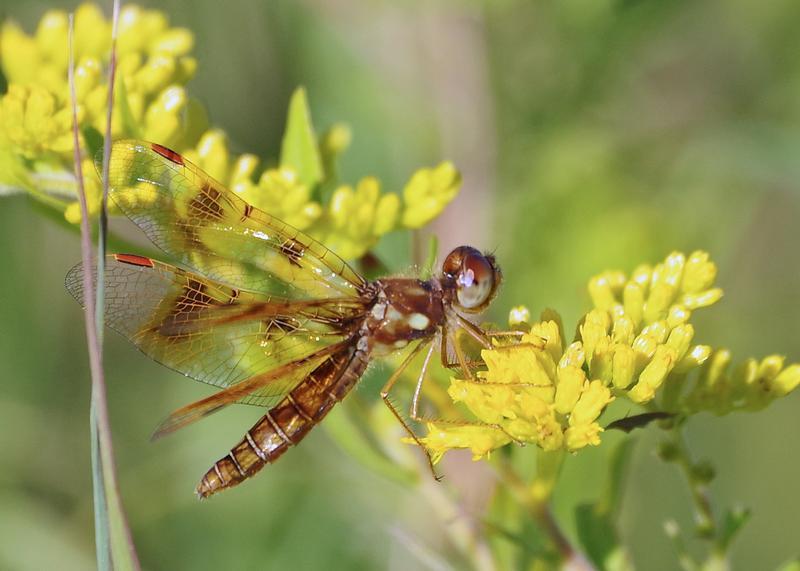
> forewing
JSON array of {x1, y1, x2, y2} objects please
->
[
  {"x1": 102, "y1": 140, "x2": 367, "y2": 298},
  {"x1": 65, "y1": 254, "x2": 367, "y2": 408}
]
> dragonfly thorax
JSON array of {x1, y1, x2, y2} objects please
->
[{"x1": 364, "y1": 278, "x2": 445, "y2": 356}]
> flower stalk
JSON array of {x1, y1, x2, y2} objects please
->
[
  {"x1": 495, "y1": 450, "x2": 588, "y2": 566},
  {"x1": 664, "y1": 428, "x2": 717, "y2": 539}
]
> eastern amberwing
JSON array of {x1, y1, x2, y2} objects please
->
[{"x1": 66, "y1": 140, "x2": 506, "y2": 498}]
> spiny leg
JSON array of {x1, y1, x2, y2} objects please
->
[
  {"x1": 440, "y1": 320, "x2": 485, "y2": 374},
  {"x1": 485, "y1": 330, "x2": 526, "y2": 337},
  {"x1": 380, "y1": 339, "x2": 441, "y2": 480},
  {"x1": 449, "y1": 311, "x2": 491, "y2": 350},
  {"x1": 452, "y1": 313, "x2": 547, "y2": 347},
  {"x1": 410, "y1": 338, "x2": 437, "y2": 420}
]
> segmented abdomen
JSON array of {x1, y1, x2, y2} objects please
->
[{"x1": 196, "y1": 342, "x2": 370, "y2": 498}]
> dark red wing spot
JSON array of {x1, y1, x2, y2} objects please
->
[
  {"x1": 151, "y1": 143, "x2": 185, "y2": 166},
  {"x1": 114, "y1": 253, "x2": 155, "y2": 267}
]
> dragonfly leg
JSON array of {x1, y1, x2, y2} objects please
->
[
  {"x1": 440, "y1": 321, "x2": 484, "y2": 373},
  {"x1": 410, "y1": 415, "x2": 526, "y2": 446},
  {"x1": 484, "y1": 330, "x2": 526, "y2": 337},
  {"x1": 380, "y1": 339, "x2": 441, "y2": 480},
  {"x1": 409, "y1": 339, "x2": 437, "y2": 420}
]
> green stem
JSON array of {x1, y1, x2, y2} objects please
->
[
  {"x1": 496, "y1": 450, "x2": 591, "y2": 567},
  {"x1": 669, "y1": 428, "x2": 716, "y2": 539}
]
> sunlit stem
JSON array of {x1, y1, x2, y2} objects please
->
[
  {"x1": 496, "y1": 449, "x2": 593, "y2": 568},
  {"x1": 669, "y1": 428, "x2": 716, "y2": 539}
]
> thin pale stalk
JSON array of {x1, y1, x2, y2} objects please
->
[
  {"x1": 96, "y1": 0, "x2": 120, "y2": 345},
  {"x1": 69, "y1": 15, "x2": 110, "y2": 569},
  {"x1": 68, "y1": 5, "x2": 141, "y2": 570}
]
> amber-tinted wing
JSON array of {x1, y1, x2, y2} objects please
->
[
  {"x1": 65, "y1": 254, "x2": 367, "y2": 408},
  {"x1": 101, "y1": 140, "x2": 367, "y2": 299}
]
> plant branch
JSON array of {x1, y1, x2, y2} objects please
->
[
  {"x1": 495, "y1": 451, "x2": 593, "y2": 568},
  {"x1": 667, "y1": 427, "x2": 716, "y2": 539}
]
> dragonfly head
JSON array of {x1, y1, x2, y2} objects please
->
[{"x1": 441, "y1": 246, "x2": 502, "y2": 313}]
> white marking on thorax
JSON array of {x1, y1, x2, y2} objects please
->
[
  {"x1": 408, "y1": 313, "x2": 430, "y2": 331},
  {"x1": 386, "y1": 306, "x2": 403, "y2": 322},
  {"x1": 371, "y1": 303, "x2": 387, "y2": 320}
]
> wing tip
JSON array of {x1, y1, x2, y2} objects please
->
[
  {"x1": 150, "y1": 421, "x2": 173, "y2": 442},
  {"x1": 64, "y1": 261, "x2": 89, "y2": 306}
]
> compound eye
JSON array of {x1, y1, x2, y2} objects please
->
[{"x1": 456, "y1": 253, "x2": 495, "y2": 309}]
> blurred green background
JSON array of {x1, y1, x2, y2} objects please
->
[{"x1": 1, "y1": 0, "x2": 799, "y2": 569}]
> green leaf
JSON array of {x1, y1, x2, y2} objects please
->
[
  {"x1": 716, "y1": 506, "x2": 751, "y2": 552},
  {"x1": 575, "y1": 438, "x2": 636, "y2": 571},
  {"x1": 81, "y1": 125, "x2": 105, "y2": 161},
  {"x1": 90, "y1": 405, "x2": 111, "y2": 570},
  {"x1": 115, "y1": 77, "x2": 143, "y2": 140},
  {"x1": 280, "y1": 87, "x2": 324, "y2": 188},
  {"x1": 600, "y1": 436, "x2": 635, "y2": 514}
]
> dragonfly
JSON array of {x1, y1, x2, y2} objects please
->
[{"x1": 66, "y1": 140, "x2": 506, "y2": 498}]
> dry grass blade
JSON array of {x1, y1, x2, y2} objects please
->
[{"x1": 68, "y1": 2, "x2": 141, "y2": 569}]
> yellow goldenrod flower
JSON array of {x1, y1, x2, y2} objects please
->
[
  {"x1": 1, "y1": 4, "x2": 460, "y2": 255},
  {"x1": 0, "y1": 2, "x2": 200, "y2": 221},
  {"x1": 0, "y1": 85, "x2": 76, "y2": 158},
  {"x1": 414, "y1": 251, "x2": 799, "y2": 463},
  {"x1": 400, "y1": 161, "x2": 461, "y2": 229},
  {"x1": 417, "y1": 423, "x2": 511, "y2": 463},
  {"x1": 317, "y1": 177, "x2": 400, "y2": 259},
  {"x1": 581, "y1": 251, "x2": 722, "y2": 404},
  {"x1": 417, "y1": 315, "x2": 614, "y2": 461}
]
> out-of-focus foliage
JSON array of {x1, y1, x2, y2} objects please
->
[{"x1": 1, "y1": 1, "x2": 799, "y2": 571}]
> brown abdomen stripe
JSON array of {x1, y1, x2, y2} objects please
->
[{"x1": 196, "y1": 341, "x2": 370, "y2": 499}]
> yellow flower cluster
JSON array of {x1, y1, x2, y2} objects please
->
[
  {"x1": 181, "y1": 129, "x2": 460, "y2": 260},
  {"x1": 679, "y1": 349, "x2": 800, "y2": 415},
  {"x1": 419, "y1": 320, "x2": 615, "y2": 462},
  {"x1": 0, "y1": 3, "x2": 202, "y2": 221},
  {"x1": 584, "y1": 251, "x2": 799, "y2": 412},
  {"x1": 0, "y1": 4, "x2": 461, "y2": 257},
  {"x1": 582, "y1": 251, "x2": 722, "y2": 404},
  {"x1": 1, "y1": 4, "x2": 199, "y2": 148},
  {"x1": 416, "y1": 251, "x2": 800, "y2": 463}
]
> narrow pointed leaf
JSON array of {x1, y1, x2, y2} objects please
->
[{"x1": 280, "y1": 87, "x2": 324, "y2": 188}]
